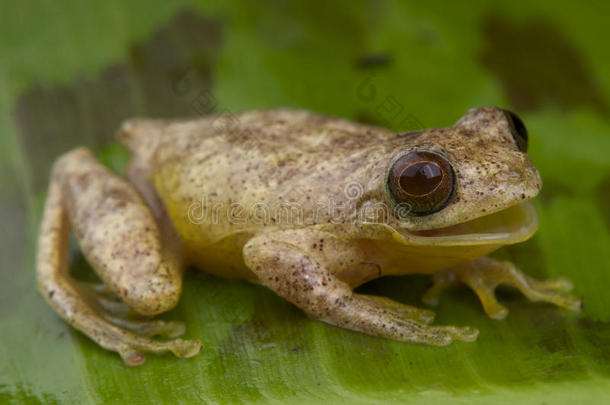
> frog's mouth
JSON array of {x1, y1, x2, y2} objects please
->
[{"x1": 402, "y1": 202, "x2": 538, "y2": 246}]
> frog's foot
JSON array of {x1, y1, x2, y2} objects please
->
[
  {"x1": 77, "y1": 283, "x2": 187, "y2": 338},
  {"x1": 43, "y1": 274, "x2": 201, "y2": 365},
  {"x1": 244, "y1": 230, "x2": 478, "y2": 346},
  {"x1": 348, "y1": 293, "x2": 478, "y2": 345},
  {"x1": 36, "y1": 148, "x2": 200, "y2": 365},
  {"x1": 79, "y1": 301, "x2": 200, "y2": 366},
  {"x1": 422, "y1": 271, "x2": 461, "y2": 307},
  {"x1": 423, "y1": 257, "x2": 582, "y2": 320}
]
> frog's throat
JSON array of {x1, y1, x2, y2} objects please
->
[{"x1": 390, "y1": 202, "x2": 538, "y2": 246}]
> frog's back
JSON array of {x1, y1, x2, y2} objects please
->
[
  {"x1": 152, "y1": 109, "x2": 392, "y2": 159},
  {"x1": 147, "y1": 110, "x2": 392, "y2": 228},
  {"x1": 122, "y1": 110, "x2": 394, "y2": 277}
]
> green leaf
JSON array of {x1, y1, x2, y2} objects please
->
[{"x1": 2, "y1": 1, "x2": 610, "y2": 403}]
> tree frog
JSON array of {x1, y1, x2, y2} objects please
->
[{"x1": 36, "y1": 107, "x2": 581, "y2": 365}]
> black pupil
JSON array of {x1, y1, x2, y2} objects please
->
[
  {"x1": 508, "y1": 111, "x2": 528, "y2": 142},
  {"x1": 399, "y1": 161, "x2": 442, "y2": 196},
  {"x1": 504, "y1": 109, "x2": 529, "y2": 152}
]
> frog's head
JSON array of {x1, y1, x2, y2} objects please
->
[{"x1": 379, "y1": 107, "x2": 541, "y2": 246}]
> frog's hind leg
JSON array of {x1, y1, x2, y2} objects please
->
[
  {"x1": 422, "y1": 257, "x2": 582, "y2": 320},
  {"x1": 243, "y1": 230, "x2": 478, "y2": 346},
  {"x1": 36, "y1": 148, "x2": 201, "y2": 365}
]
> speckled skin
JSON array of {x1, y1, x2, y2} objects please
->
[{"x1": 36, "y1": 107, "x2": 581, "y2": 365}]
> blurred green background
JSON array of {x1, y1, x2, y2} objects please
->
[{"x1": 1, "y1": 0, "x2": 610, "y2": 403}]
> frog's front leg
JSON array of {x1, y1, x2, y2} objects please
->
[
  {"x1": 36, "y1": 148, "x2": 201, "y2": 365},
  {"x1": 243, "y1": 230, "x2": 478, "y2": 346},
  {"x1": 422, "y1": 257, "x2": 582, "y2": 319}
]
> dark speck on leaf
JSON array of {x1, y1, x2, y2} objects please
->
[{"x1": 355, "y1": 53, "x2": 392, "y2": 69}]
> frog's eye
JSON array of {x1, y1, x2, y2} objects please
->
[
  {"x1": 503, "y1": 109, "x2": 528, "y2": 152},
  {"x1": 387, "y1": 151, "x2": 455, "y2": 216}
]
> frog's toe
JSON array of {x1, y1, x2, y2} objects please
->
[
  {"x1": 526, "y1": 289, "x2": 583, "y2": 312},
  {"x1": 413, "y1": 324, "x2": 479, "y2": 346},
  {"x1": 535, "y1": 277, "x2": 573, "y2": 293},
  {"x1": 415, "y1": 308, "x2": 436, "y2": 324},
  {"x1": 117, "y1": 338, "x2": 202, "y2": 366},
  {"x1": 104, "y1": 316, "x2": 186, "y2": 338},
  {"x1": 453, "y1": 257, "x2": 582, "y2": 317},
  {"x1": 348, "y1": 295, "x2": 476, "y2": 345},
  {"x1": 465, "y1": 283, "x2": 510, "y2": 320},
  {"x1": 358, "y1": 295, "x2": 436, "y2": 324},
  {"x1": 169, "y1": 339, "x2": 203, "y2": 358},
  {"x1": 392, "y1": 306, "x2": 436, "y2": 324},
  {"x1": 77, "y1": 281, "x2": 139, "y2": 318},
  {"x1": 451, "y1": 325, "x2": 479, "y2": 343},
  {"x1": 75, "y1": 281, "x2": 197, "y2": 354},
  {"x1": 79, "y1": 281, "x2": 113, "y2": 295},
  {"x1": 434, "y1": 325, "x2": 478, "y2": 345},
  {"x1": 87, "y1": 304, "x2": 201, "y2": 365},
  {"x1": 121, "y1": 350, "x2": 147, "y2": 366},
  {"x1": 80, "y1": 285, "x2": 188, "y2": 338},
  {"x1": 482, "y1": 261, "x2": 583, "y2": 313},
  {"x1": 422, "y1": 271, "x2": 460, "y2": 307},
  {"x1": 484, "y1": 302, "x2": 509, "y2": 320},
  {"x1": 98, "y1": 325, "x2": 202, "y2": 366},
  {"x1": 96, "y1": 296, "x2": 137, "y2": 318}
]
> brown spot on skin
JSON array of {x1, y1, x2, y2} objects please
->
[
  {"x1": 479, "y1": 12, "x2": 608, "y2": 114},
  {"x1": 12, "y1": 9, "x2": 223, "y2": 193}
]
